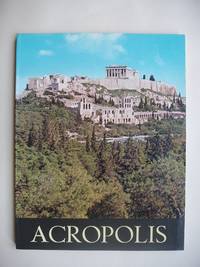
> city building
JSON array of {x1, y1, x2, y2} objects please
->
[{"x1": 79, "y1": 97, "x2": 185, "y2": 126}]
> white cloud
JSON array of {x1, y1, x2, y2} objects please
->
[
  {"x1": 38, "y1": 49, "x2": 54, "y2": 56},
  {"x1": 65, "y1": 34, "x2": 80, "y2": 43},
  {"x1": 113, "y1": 44, "x2": 126, "y2": 54},
  {"x1": 65, "y1": 33, "x2": 123, "y2": 43},
  {"x1": 155, "y1": 54, "x2": 165, "y2": 66},
  {"x1": 64, "y1": 33, "x2": 126, "y2": 59}
]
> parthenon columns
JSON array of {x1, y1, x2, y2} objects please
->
[{"x1": 106, "y1": 67, "x2": 127, "y2": 78}]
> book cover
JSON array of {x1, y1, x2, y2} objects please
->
[{"x1": 15, "y1": 33, "x2": 185, "y2": 250}]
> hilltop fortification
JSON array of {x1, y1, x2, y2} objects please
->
[
  {"x1": 26, "y1": 65, "x2": 177, "y2": 96},
  {"x1": 82, "y1": 65, "x2": 177, "y2": 96}
]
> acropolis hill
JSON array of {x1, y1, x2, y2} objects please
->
[
  {"x1": 89, "y1": 65, "x2": 177, "y2": 96},
  {"x1": 20, "y1": 65, "x2": 185, "y2": 126},
  {"x1": 27, "y1": 65, "x2": 177, "y2": 95}
]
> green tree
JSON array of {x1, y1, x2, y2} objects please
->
[
  {"x1": 173, "y1": 92, "x2": 176, "y2": 103},
  {"x1": 119, "y1": 137, "x2": 140, "y2": 175},
  {"x1": 162, "y1": 133, "x2": 173, "y2": 157},
  {"x1": 96, "y1": 132, "x2": 114, "y2": 181},
  {"x1": 94, "y1": 94, "x2": 97, "y2": 104},
  {"x1": 27, "y1": 123, "x2": 36, "y2": 147},
  {"x1": 146, "y1": 133, "x2": 163, "y2": 161},
  {"x1": 149, "y1": 74, "x2": 155, "y2": 81},
  {"x1": 37, "y1": 128, "x2": 43, "y2": 151},
  {"x1": 42, "y1": 115, "x2": 49, "y2": 143},
  {"x1": 87, "y1": 179, "x2": 129, "y2": 218},
  {"x1": 85, "y1": 135, "x2": 91, "y2": 152},
  {"x1": 144, "y1": 96, "x2": 149, "y2": 110},
  {"x1": 91, "y1": 125, "x2": 96, "y2": 151},
  {"x1": 138, "y1": 97, "x2": 144, "y2": 109},
  {"x1": 58, "y1": 122, "x2": 68, "y2": 151}
]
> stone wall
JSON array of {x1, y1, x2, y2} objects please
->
[
  {"x1": 82, "y1": 77, "x2": 176, "y2": 96},
  {"x1": 82, "y1": 77, "x2": 140, "y2": 90},
  {"x1": 27, "y1": 72, "x2": 177, "y2": 97}
]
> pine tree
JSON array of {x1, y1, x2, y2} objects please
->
[
  {"x1": 99, "y1": 116, "x2": 103, "y2": 125},
  {"x1": 102, "y1": 132, "x2": 107, "y2": 147},
  {"x1": 91, "y1": 125, "x2": 96, "y2": 151},
  {"x1": 86, "y1": 135, "x2": 91, "y2": 152},
  {"x1": 94, "y1": 94, "x2": 97, "y2": 104},
  {"x1": 144, "y1": 96, "x2": 148, "y2": 110},
  {"x1": 162, "y1": 133, "x2": 173, "y2": 157},
  {"x1": 147, "y1": 133, "x2": 163, "y2": 161},
  {"x1": 42, "y1": 115, "x2": 49, "y2": 142},
  {"x1": 173, "y1": 93, "x2": 176, "y2": 104},
  {"x1": 119, "y1": 137, "x2": 140, "y2": 174},
  {"x1": 37, "y1": 128, "x2": 43, "y2": 151},
  {"x1": 58, "y1": 122, "x2": 68, "y2": 151},
  {"x1": 112, "y1": 142, "x2": 123, "y2": 169},
  {"x1": 27, "y1": 123, "x2": 35, "y2": 147},
  {"x1": 49, "y1": 121, "x2": 60, "y2": 150},
  {"x1": 96, "y1": 132, "x2": 113, "y2": 181},
  {"x1": 97, "y1": 140, "x2": 107, "y2": 179},
  {"x1": 170, "y1": 103, "x2": 174, "y2": 111},
  {"x1": 138, "y1": 97, "x2": 144, "y2": 110},
  {"x1": 137, "y1": 143, "x2": 147, "y2": 166},
  {"x1": 149, "y1": 74, "x2": 155, "y2": 81}
]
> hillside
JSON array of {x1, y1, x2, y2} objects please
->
[
  {"x1": 15, "y1": 94, "x2": 185, "y2": 219},
  {"x1": 19, "y1": 77, "x2": 184, "y2": 114}
]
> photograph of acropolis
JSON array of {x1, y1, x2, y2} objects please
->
[{"x1": 15, "y1": 33, "x2": 185, "y2": 219}]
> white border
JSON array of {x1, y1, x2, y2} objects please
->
[{"x1": 0, "y1": 0, "x2": 200, "y2": 266}]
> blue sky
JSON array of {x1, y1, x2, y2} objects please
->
[{"x1": 16, "y1": 33, "x2": 185, "y2": 95}]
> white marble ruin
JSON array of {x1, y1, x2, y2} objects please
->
[
  {"x1": 24, "y1": 65, "x2": 184, "y2": 126},
  {"x1": 81, "y1": 65, "x2": 177, "y2": 96}
]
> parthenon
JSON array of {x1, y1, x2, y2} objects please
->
[
  {"x1": 106, "y1": 65, "x2": 129, "y2": 78},
  {"x1": 105, "y1": 65, "x2": 139, "y2": 79}
]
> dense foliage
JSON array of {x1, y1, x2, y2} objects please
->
[{"x1": 15, "y1": 93, "x2": 185, "y2": 219}]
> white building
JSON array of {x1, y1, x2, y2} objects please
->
[
  {"x1": 106, "y1": 65, "x2": 140, "y2": 79},
  {"x1": 79, "y1": 97, "x2": 185, "y2": 126}
]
